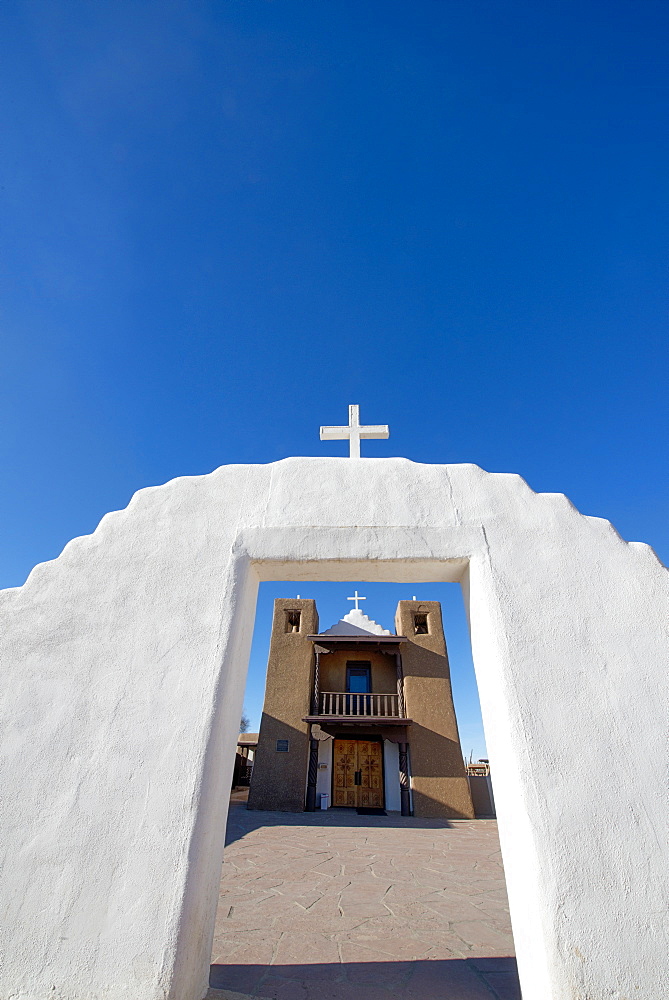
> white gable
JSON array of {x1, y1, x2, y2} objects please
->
[
  {"x1": 320, "y1": 607, "x2": 393, "y2": 636},
  {"x1": 0, "y1": 456, "x2": 665, "y2": 1000}
]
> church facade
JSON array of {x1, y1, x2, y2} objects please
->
[{"x1": 247, "y1": 597, "x2": 474, "y2": 818}]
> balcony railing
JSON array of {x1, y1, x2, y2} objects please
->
[{"x1": 319, "y1": 691, "x2": 402, "y2": 718}]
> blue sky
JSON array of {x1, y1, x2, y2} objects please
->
[{"x1": 1, "y1": 2, "x2": 667, "y2": 760}]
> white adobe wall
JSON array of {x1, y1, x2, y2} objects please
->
[
  {"x1": 316, "y1": 738, "x2": 333, "y2": 802},
  {"x1": 383, "y1": 739, "x2": 401, "y2": 812},
  {"x1": 0, "y1": 458, "x2": 666, "y2": 1000}
]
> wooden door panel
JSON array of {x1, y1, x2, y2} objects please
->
[
  {"x1": 358, "y1": 740, "x2": 384, "y2": 808},
  {"x1": 333, "y1": 739, "x2": 384, "y2": 809},
  {"x1": 333, "y1": 740, "x2": 357, "y2": 807}
]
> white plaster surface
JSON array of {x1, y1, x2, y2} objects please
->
[
  {"x1": 383, "y1": 738, "x2": 402, "y2": 812},
  {"x1": 316, "y1": 738, "x2": 333, "y2": 802},
  {"x1": 0, "y1": 458, "x2": 667, "y2": 1000}
]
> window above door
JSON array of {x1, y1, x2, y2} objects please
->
[{"x1": 346, "y1": 662, "x2": 371, "y2": 693}]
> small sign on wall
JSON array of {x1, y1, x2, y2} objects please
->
[{"x1": 276, "y1": 739, "x2": 289, "y2": 752}]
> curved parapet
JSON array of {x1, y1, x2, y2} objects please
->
[{"x1": 0, "y1": 457, "x2": 666, "y2": 1000}]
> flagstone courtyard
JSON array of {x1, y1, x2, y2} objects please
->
[{"x1": 207, "y1": 798, "x2": 520, "y2": 1000}]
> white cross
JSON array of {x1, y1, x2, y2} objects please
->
[
  {"x1": 347, "y1": 590, "x2": 366, "y2": 611},
  {"x1": 320, "y1": 404, "x2": 389, "y2": 459}
]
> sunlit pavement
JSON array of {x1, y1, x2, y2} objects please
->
[{"x1": 207, "y1": 800, "x2": 520, "y2": 999}]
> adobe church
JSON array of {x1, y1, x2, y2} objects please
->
[{"x1": 248, "y1": 594, "x2": 475, "y2": 818}]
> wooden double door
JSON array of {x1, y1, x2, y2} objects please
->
[{"x1": 333, "y1": 738, "x2": 384, "y2": 808}]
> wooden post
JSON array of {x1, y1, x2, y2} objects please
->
[
  {"x1": 399, "y1": 742, "x2": 411, "y2": 816},
  {"x1": 305, "y1": 733, "x2": 319, "y2": 811},
  {"x1": 311, "y1": 649, "x2": 321, "y2": 715},
  {"x1": 395, "y1": 652, "x2": 406, "y2": 718}
]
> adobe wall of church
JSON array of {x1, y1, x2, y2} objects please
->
[
  {"x1": 247, "y1": 598, "x2": 318, "y2": 812},
  {"x1": 395, "y1": 600, "x2": 475, "y2": 819}
]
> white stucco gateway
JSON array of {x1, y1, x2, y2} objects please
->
[{"x1": 0, "y1": 458, "x2": 667, "y2": 1000}]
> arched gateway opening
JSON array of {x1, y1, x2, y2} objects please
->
[{"x1": 0, "y1": 458, "x2": 666, "y2": 1000}]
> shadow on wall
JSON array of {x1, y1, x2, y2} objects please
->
[
  {"x1": 246, "y1": 715, "x2": 310, "y2": 813},
  {"x1": 209, "y1": 957, "x2": 520, "y2": 999},
  {"x1": 409, "y1": 723, "x2": 474, "y2": 819}
]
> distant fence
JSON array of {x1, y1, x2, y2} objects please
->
[{"x1": 232, "y1": 752, "x2": 254, "y2": 788}]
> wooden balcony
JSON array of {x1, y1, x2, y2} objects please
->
[{"x1": 319, "y1": 691, "x2": 402, "y2": 718}]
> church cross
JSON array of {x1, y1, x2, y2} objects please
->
[
  {"x1": 347, "y1": 591, "x2": 366, "y2": 611},
  {"x1": 320, "y1": 404, "x2": 389, "y2": 459}
]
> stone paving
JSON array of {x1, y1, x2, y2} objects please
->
[{"x1": 208, "y1": 799, "x2": 520, "y2": 999}]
